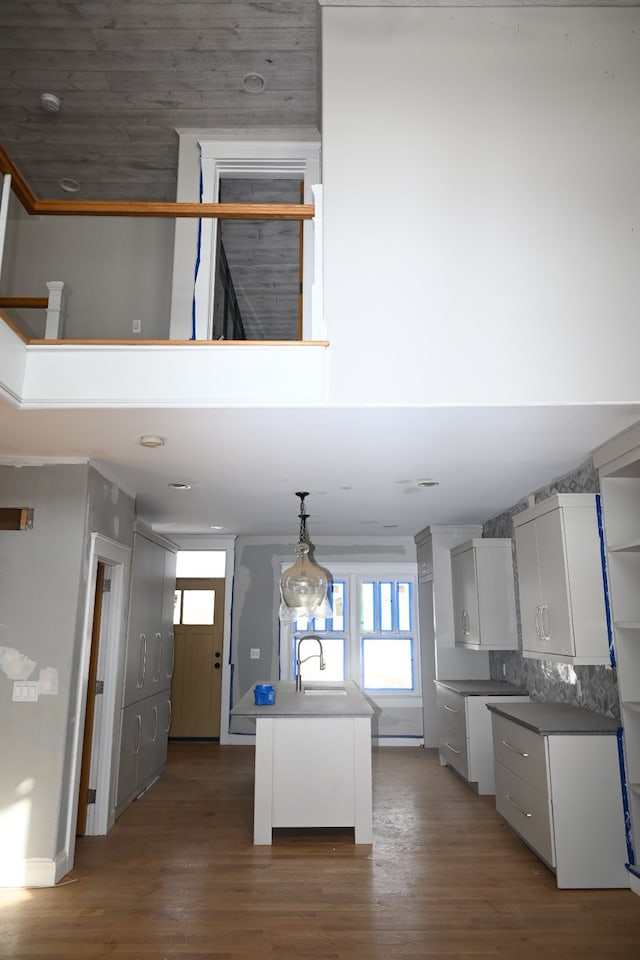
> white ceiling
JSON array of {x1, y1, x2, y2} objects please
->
[{"x1": 1, "y1": 401, "x2": 638, "y2": 539}]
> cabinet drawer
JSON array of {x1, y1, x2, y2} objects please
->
[
  {"x1": 436, "y1": 688, "x2": 466, "y2": 736},
  {"x1": 438, "y1": 727, "x2": 470, "y2": 780},
  {"x1": 495, "y1": 760, "x2": 555, "y2": 868},
  {"x1": 492, "y1": 714, "x2": 548, "y2": 789}
]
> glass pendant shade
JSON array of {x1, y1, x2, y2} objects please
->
[
  {"x1": 280, "y1": 542, "x2": 329, "y2": 613},
  {"x1": 279, "y1": 491, "x2": 331, "y2": 622}
]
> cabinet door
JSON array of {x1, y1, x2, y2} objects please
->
[
  {"x1": 123, "y1": 630, "x2": 148, "y2": 706},
  {"x1": 116, "y1": 704, "x2": 142, "y2": 808},
  {"x1": 535, "y1": 509, "x2": 575, "y2": 659},
  {"x1": 141, "y1": 541, "x2": 167, "y2": 697},
  {"x1": 514, "y1": 518, "x2": 542, "y2": 652},
  {"x1": 452, "y1": 548, "x2": 480, "y2": 646},
  {"x1": 137, "y1": 694, "x2": 164, "y2": 786},
  {"x1": 158, "y1": 549, "x2": 177, "y2": 691}
]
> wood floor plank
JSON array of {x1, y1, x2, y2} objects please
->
[{"x1": 1, "y1": 744, "x2": 639, "y2": 959}]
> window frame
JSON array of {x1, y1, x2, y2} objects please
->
[{"x1": 280, "y1": 562, "x2": 421, "y2": 699}]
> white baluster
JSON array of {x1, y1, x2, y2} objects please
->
[{"x1": 44, "y1": 281, "x2": 65, "y2": 339}]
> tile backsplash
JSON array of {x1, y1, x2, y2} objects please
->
[{"x1": 486, "y1": 458, "x2": 619, "y2": 720}]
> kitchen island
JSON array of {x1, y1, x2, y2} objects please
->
[{"x1": 231, "y1": 680, "x2": 375, "y2": 845}]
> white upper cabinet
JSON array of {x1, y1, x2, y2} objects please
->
[
  {"x1": 513, "y1": 494, "x2": 610, "y2": 664},
  {"x1": 450, "y1": 538, "x2": 518, "y2": 651}
]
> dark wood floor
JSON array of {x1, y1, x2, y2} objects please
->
[{"x1": 3, "y1": 743, "x2": 640, "y2": 959}]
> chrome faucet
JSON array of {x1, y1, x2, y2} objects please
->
[{"x1": 295, "y1": 633, "x2": 326, "y2": 692}]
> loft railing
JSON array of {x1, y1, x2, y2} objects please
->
[{"x1": 0, "y1": 146, "x2": 324, "y2": 346}]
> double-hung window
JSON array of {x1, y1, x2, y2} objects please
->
[{"x1": 281, "y1": 563, "x2": 419, "y2": 696}]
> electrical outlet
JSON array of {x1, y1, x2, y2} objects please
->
[
  {"x1": 132, "y1": 318, "x2": 141, "y2": 334},
  {"x1": 250, "y1": 648, "x2": 260, "y2": 659}
]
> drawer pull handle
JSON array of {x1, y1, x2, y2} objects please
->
[
  {"x1": 505, "y1": 793, "x2": 533, "y2": 818},
  {"x1": 443, "y1": 704, "x2": 459, "y2": 714},
  {"x1": 501, "y1": 738, "x2": 529, "y2": 758},
  {"x1": 445, "y1": 741, "x2": 461, "y2": 755}
]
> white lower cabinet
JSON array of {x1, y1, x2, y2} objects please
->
[
  {"x1": 435, "y1": 681, "x2": 529, "y2": 794},
  {"x1": 116, "y1": 690, "x2": 171, "y2": 813},
  {"x1": 490, "y1": 707, "x2": 629, "y2": 888}
]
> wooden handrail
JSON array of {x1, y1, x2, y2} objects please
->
[
  {"x1": 0, "y1": 297, "x2": 48, "y2": 309},
  {"x1": 0, "y1": 145, "x2": 314, "y2": 220}
]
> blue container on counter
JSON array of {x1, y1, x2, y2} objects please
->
[{"x1": 254, "y1": 683, "x2": 276, "y2": 705}]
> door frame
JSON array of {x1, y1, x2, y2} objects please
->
[
  {"x1": 63, "y1": 535, "x2": 131, "y2": 867},
  {"x1": 171, "y1": 535, "x2": 236, "y2": 743}
]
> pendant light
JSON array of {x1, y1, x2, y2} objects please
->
[{"x1": 279, "y1": 492, "x2": 330, "y2": 623}]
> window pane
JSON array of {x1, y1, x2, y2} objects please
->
[
  {"x1": 379, "y1": 582, "x2": 393, "y2": 631},
  {"x1": 330, "y1": 581, "x2": 345, "y2": 631},
  {"x1": 397, "y1": 582, "x2": 412, "y2": 631},
  {"x1": 173, "y1": 590, "x2": 182, "y2": 625},
  {"x1": 360, "y1": 582, "x2": 375, "y2": 632},
  {"x1": 294, "y1": 580, "x2": 345, "y2": 633},
  {"x1": 362, "y1": 638, "x2": 414, "y2": 690},
  {"x1": 293, "y1": 637, "x2": 345, "y2": 682},
  {"x1": 182, "y1": 589, "x2": 215, "y2": 624},
  {"x1": 176, "y1": 550, "x2": 226, "y2": 577}
]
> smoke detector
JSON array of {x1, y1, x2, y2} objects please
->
[{"x1": 40, "y1": 93, "x2": 61, "y2": 113}]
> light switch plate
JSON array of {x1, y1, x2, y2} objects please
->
[
  {"x1": 12, "y1": 681, "x2": 39, "y2": 702},
  {"x1": 250, "y1": 648, "x2": 260, "y2": 659}
]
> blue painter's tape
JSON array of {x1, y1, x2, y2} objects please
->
[
  {"x1": 616, "y1": 725, "x2": 635, "y2": 866},
  {"x1": 191, "y1": 168, "x2": 204, "y2": 341},
  {"x1": 595, "y1": 493, "x2": 616, "y2": 667}
]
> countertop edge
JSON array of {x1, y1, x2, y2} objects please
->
[
  {"x1": 486, "y1": 701, "x2": 620, "y2": 735},
  {"x1": 434, "y1": 679, "x2": 528, "y2": 697}
]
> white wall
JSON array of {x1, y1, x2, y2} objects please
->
[
  {"x1": 2, "y1": 194, "x2": 174, "y2": 339},
  {"x1": 0, "y1": 463, "x2": 134, "y2": 886},
  {"x1": 321, "y1": 6, "x2": 640, "y2": 405}
]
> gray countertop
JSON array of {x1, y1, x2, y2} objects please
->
[
  {"x1": 487, "y1": 700, "x2": 620, "y2": 735},
  {"x1": 231, "y1": 680, "x2": 375, "y2": 719},
  {"x1": 434, "y1": 679, "x2": 528, "y2": 697}
]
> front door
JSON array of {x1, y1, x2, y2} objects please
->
[{"x1": 170, "y1": 577, "x2": 225, "y2": 738}]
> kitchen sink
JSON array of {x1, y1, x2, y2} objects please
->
[{"x1": 303, "y1": 685, "x2": 348, "y2": 696}]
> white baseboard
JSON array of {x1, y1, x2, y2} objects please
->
[{"x1": 0, "y1": 850, "x2": 69, "y2": 888}]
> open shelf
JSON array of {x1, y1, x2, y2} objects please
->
[{"x1": 609, "y1": 538, "x2": 640, "y2": 554}]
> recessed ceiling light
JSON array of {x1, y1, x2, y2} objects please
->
[
  {"x1": 210, "y1": 525, "x2": 225, "y2": 531},
  {"x1": 139, "y1": 435, "x2": 164, "y2": 448},
  {"x1": 243, "y1": 72, "x2": 266, "y2": 93},
  {"x1": 168, "y1": 482, "x2": 191, "y2": 491},
  {"x1": 59, "y1": 177, "x2": 80, "y2": 193},
  {"x1": 418, "y1": 479, "x2": 439, "y2": 488},
  {"x1": 40, "y1": 92, "x2": 61, "y2": 113}
]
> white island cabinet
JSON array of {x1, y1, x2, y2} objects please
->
[
  {"x1": 488, "y1": 701, "x2": 628, "y2": 889},
  {"x1": 231, "y1": 680, "x2": 374, "y2": 845}
]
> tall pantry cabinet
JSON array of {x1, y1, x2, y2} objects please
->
[
  {"x1": 116, "y1": 524, "x2": 177, "y2": 816},
  {"x1": 593, "y1": 422, "x2": 640, "y2": 896}
]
